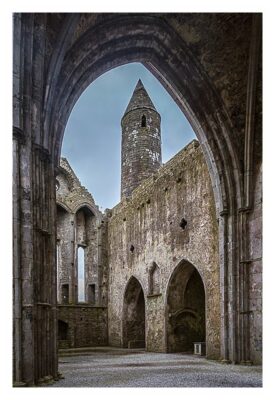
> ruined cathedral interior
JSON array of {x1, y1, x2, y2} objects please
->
[{"x1": 12, "y1": 13, "x2": 262, "y2": 387}]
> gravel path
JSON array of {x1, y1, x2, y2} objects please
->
[{"x1": 52, "y1": 347, "x2": 262, "y2": 388}]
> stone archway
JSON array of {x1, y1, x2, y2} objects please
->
[
  {"x1": 122, "y1": 277, "x2": 145, "y2": 349},
  {"x1": 166, "y1": 261, "x2": 206, "y2": 353},
  {"x1": 12, "y1": 13, "x2": 262, "y2": 385},
  {"x1": 46, "y1": 15, "x2": 250, "y2": 366}
]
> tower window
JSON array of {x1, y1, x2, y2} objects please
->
[{"x1": 141, "y1": 115, "x2": 146, "y2": 127}]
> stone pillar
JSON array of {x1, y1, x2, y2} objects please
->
[
  {"x1": 71, "y1": 214, "x2": 76, "y2": 304},
  {"x1": 32, "y1": 145, "x2": 59, "y2": 383},
  {"x1": 219, "y1": 210, "x2": 230, "y2": 363},
  {"x1": 13, "y1": 128, "x2": 25, "y2": 385},
  {"x1": 18, "y1": 138, "x2": 35, "y2": 385},
  {"x1": 97, "y1": 223, "x2": 103, "y2": 305},
  {"x1": 12, "y1": 19, "x2": 23, "y2": 385}
]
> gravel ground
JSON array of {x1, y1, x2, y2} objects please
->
[{"x1": 52, "y1": 347, "x2": 262, "y2": 388}]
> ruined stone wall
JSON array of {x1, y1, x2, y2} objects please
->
[
  {"x1": 56, "y1": 158, "x2": 109, "y2": 348},
  {"x1": 56, "y1": 158, "x2": 108, "y2": 307},
  {"x1": 57, "y1": 205, "x2": 73, "y2": 303},
  {"x1": 58, "y1": 306, "x2": 108, "y2": 348},
  {"x1": 12, "y1": 13, "x2": 262, "y2": 385},
  {"x1": 108, "y1": 140, "x2": 220, "y2": 359},
  {"x1": 248, "y1": 161, "x2": 262, "y2": 363}
]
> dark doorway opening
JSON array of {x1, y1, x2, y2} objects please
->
[
  {"x1": 122, "y1": 276, "x2": 145, "y2": 349},
  {"x1": 58, "y1": 320, "x2": 69, "y2": 341},
  {"x1": 166, "y1": 261, "x2": 205, "y2": 353}
]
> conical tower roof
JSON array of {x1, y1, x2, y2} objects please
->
[{"x1": 123, "y1": 79, "x2": 158, "y2": 116}]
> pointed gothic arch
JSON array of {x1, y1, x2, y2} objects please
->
[
  {"x1": 45, "y1": 18, "x2": 245, "y2": 364},
  {"x1": 165, "y1": 259, "x2": 206, "y2": 353},
  {"x1": 122, "y1": 276, "x2": 146, "y2": 349},
  {"x1": 44, "y1": 15, "x2": 256, "y2": 365}
]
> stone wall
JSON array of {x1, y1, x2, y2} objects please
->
[
  {"x1": 108, "y1": 140, "x2": 220, "y2": 359},
  {"x1": 58, "y1": 306, "x2": 108, "y2": 348},
  {"x1": 56, "y1": 158, "x2": 109, "y2": 349},
  {"x1": 248, "y1": 161, "x2": 262, "y2": 363},
  {"x1": 12, "y1": 13, "x2": 262, "y2": 385},
  {"x1": 56, "y1": 158, "x2": 108, "y2": 307}
]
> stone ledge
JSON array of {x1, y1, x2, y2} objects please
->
[
  {"x1": 147, "y1": 293, "x2": 162, "y2": 298},
  {"x1": 58, "y1": 304, "x2": 107, "y2": 309}
]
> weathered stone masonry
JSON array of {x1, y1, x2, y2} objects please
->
[
  {"x1": 121, "y1": 79, "x2": 162, "y2": 198},
  {"x1": 13, "y1": 13, "x2": 262, "y2": 385},
  {"x1": 54, "y1": 83, "x2": 220, "y2": 359},
  {"x1": 108, "y1": 140, "x2": 220, "y2": 358},
  {"x1": 56, "y1": 159, "x2": 108, "y2": 349}
]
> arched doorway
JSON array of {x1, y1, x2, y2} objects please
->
[
  {"x1": 122, "y1": 277, "x2": 145, "y2": 349},
  {"x1": 166, "y1": 261, "x2": 205, "y2": 353}
]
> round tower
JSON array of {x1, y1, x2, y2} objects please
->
[{"x1": 121, "y1": 79, "x2": 162, "y2": 199}]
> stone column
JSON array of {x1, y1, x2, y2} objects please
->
[
  {"x1": 13, "y1": 128, "x2": 25, "y2": 385},
  {"x1": 97, "y1": 223, "x2": 103, "y2": 305},
  {"x1": 19, "y1": 138, "x2": 35, "y2": 385}
]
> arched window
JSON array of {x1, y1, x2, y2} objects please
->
[
  {"x1": 77, "y1": 246, "x2": 85, "y2": 302},
  {"x1": 149, "y1": 262, "x2": 160, "y2": 295},
  {"x1": 141, "y1": 115, "x2": 146, "y2": 127}
]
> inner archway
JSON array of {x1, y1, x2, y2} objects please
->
[
  {"x1": 122, "y1": 277, "x2": 145, "y2": 349},
  {"x1": 166, "y1": 261, "x2": 206, "y2": 353},
  {"x1": 49, "y1": 14, "x2": 239, "y2": 364},
  {"x1": 48, "y1": 18, "x2": 243, "y2": 362}
]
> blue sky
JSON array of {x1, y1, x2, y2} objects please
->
[{"x1": 62, "y1": 62, "x2": 196, "y2": 210}]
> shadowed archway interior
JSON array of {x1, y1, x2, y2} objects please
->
[
  {"x1": 58, "y1": 320, "x2": 69, "y2": 341},
  {"x1": 167, "y1": 261, "x2": 206, "y2": 353},
  {"x1": 123, "y1": 277, "x2": 145, "y2": 349}
]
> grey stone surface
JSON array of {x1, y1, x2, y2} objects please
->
[
  {"x1": 56, "y1": 159, "x2": 109, "y2": 349},
  {"x1": 108, "y1": 140, "x2": 220, "y2": 358},
  {"x1": 52, "y1": 348, "x2": 262, "y2": 387},
  {"x1": 56, "y1": 157, "x2": 108, "y2": 307},
  {"x1": 12, "y1": 13, "x2": 262, "y2": 385},
  {"x1": 121, "y1": 79, "x2": 162, "y2": 198}
]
